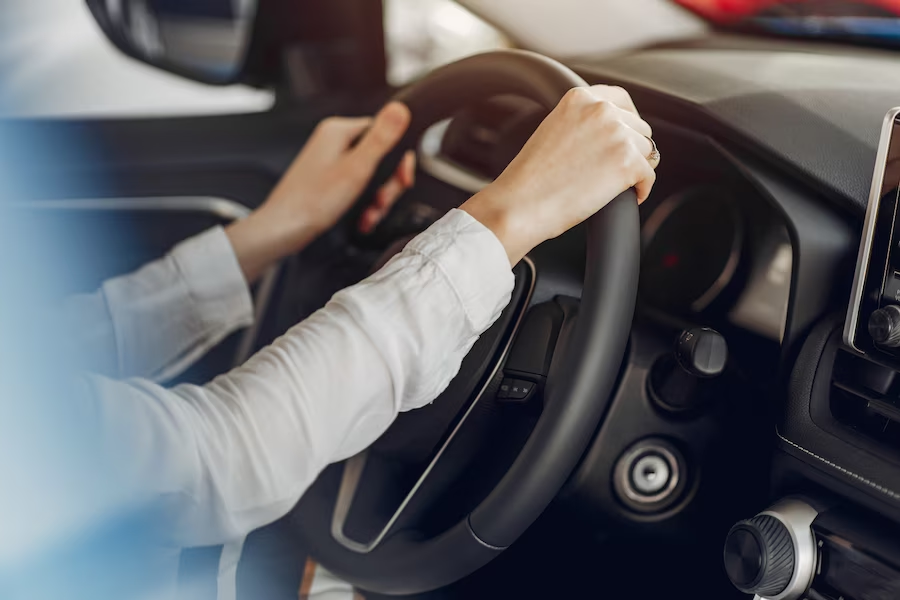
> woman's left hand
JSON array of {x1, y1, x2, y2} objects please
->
[{"x1": 226, "y1": 102, "x2": 415, "y2": 282}]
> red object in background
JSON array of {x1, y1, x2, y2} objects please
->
[
  {"x1": 662, "y1": 253, "x2": 680, "y2": 269},
  {"x1": 675, "y1": 0, "x2": 781, "y2": 22},
  {"x1": 674, "y1": 0, "x2": 900, "y2": 22}
]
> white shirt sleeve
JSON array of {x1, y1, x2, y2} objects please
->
[
  {"x1": 81, "y1": 208, "x2": 515, "y2": 547},
  {"x1": 59, "y1": 226, "x2": 254, "y2": 381}
]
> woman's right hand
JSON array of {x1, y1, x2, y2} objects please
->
[{"x1": 461, "y1": 85, "x2": 657, "y2": 265}]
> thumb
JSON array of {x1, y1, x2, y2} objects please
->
[{"x1": 350, "y1": 102, "x2": 412, "y2": 169}]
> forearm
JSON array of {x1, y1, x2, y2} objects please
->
[
  {"x1": 61, "y1": 226, "x2": 254, "y2": 381},
  {"x1": 82, "y1": 209, "x2": 514, "y2": 545},
  {"x1": 224, "y1": 207, "x2": 321, "y2": 283}
]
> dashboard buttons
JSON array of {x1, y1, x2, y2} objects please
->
[
  {"x1": 723, "y1": 498, "x2": 818, "y2": 600},
  {"x1": 868, "y1": 304, "x2": 900, "y2": 347},
  {"x1": 497, "y1": 378, "x2": 534, "y2": 402}
]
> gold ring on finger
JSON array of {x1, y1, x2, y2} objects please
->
[{"x1": 645, "y1": 136, "x2": 661, "y2": 170}]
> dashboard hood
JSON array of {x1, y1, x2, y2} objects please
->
[
  {"x1": 460, "y1": 0, "x2": 708, "y2": 58},
  {"x1": 574, "y1": 40, "x2": 900, "y2": 215}
]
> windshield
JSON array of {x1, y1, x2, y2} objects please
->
[{"x1": 675, "y1": 0, "x2": 900, "y2": 46}]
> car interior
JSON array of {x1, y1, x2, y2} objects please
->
[{"x1": 6, "y1": 0, "x2": 900, "y2": 598}]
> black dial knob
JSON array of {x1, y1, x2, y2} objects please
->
[
  {"x1": 674, "y1": 327, "x2": 728, "y2": 378},
  {"x1": 724, "y1": 515, "x2": 795, "y2": 597},
  {"x1": 869, "y1": 305, "x2": 900, "y2": 347}
]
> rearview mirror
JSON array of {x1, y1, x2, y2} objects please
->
[{"x1": 86, "y1": 0, "x2": 257, "y2": 84}]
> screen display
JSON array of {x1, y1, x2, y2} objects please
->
[{"x1": 845, "y1": 109, "x2": 900, "y2": 359}]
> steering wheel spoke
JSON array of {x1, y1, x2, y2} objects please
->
[{"x1": 328, "y1": 258, "x2": 537, "y2": 554}]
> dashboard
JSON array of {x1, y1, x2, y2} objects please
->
[
  {"x1": 404, "y1": 38, "x2": 900, "y2": 598},
  {"x1": 423, "y1": 92, "x2": 795, "y2": 345}
]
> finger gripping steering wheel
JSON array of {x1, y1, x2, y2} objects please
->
[{"x1": 291, "y1": 50, "x2": 640, "y2": 594}]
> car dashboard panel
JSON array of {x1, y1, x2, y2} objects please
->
[
  {"x1": 412, "y1": 54, "x2": 900, "y2": 597},
  {"x1": 429, "y1": 97, "x2": 794, "y2": 346},
  {"x1": 639, "y1": 176, "x2": 792, "y2": 343}
]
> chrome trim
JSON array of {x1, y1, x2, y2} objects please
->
[
  {"x1": 418, "y1": 120, "x2": 492, "y2": 194},
  {"x1": 844, "y1": 107, "x2": 900, "y2": 353},
  {"x1": 629, "y1": 453, "x2": 674, "y2": 496},
  {"x1": 14, "y1": 195, "x2": 279, "y2": 368},
  {"x1": 18, "y1": 196, "x2": 253, "y2": 221},
  {"x1": 466, "y1": 515, "x2": 506, "y2": 551},
  {"x1": 330, "y1": 452, "x2": 370, "y2": 553},
  {"x1": 757, "y1": 498, "x2": 819, "y2": 600},
  {"x1": 331, "y1": 256, "x2": 537, "y2": 554},
  {"x1": 233, "y1": 262, "x2": 280, "y2": 365},
  {"x1": 613, "y1": 439, "x2": 683, "y2": 510}
]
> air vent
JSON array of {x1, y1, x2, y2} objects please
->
[{"x1": 831, "y1": 349, "x2": 900, "y2": 454}]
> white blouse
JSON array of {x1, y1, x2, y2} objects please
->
[{"x1": 12, "y1": 208, "x2": 513, "y2": 598}]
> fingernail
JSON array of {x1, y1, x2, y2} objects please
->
[
  {"x1": 381, "y1": 102, "x2": 410, "y2": 132},
  {"x1": 358, "y1": 214, "x2": 373, "y2": 234}
]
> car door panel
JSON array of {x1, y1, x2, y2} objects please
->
[{"x1": 4, "y1": 93, "x2": 389, "y2": 384}]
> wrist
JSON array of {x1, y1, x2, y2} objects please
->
[
  {"x1": 225, "y1": 207, "x2": 322, "y2": 282},
  {"x1": 461, "y1": 190, "x2": 538, "y2": 266},
  {"x1": 257, "y1": 203, "x2": 325, "y2": 257}
]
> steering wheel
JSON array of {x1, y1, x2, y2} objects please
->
[{"x1": 290, "y1": 50, "x2": 640, "y2": 594}]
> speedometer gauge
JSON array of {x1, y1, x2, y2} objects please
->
[{"x1": 641, "y1": 188, "x2": 743, "y2": 313}]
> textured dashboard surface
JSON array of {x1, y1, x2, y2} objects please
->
[{"x1": 576, "y1": 40, "x2": 900, "y2": 216}]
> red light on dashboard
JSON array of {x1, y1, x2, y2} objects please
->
[{"x1": 662, "y1": 253, "x2": 680, "y2": 268}]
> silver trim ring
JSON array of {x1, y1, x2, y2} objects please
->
[
  {"x1": 614, "y1": 441, "x2": 681, "y2": 508},
  {"x1": 418, "y1": 119, "x2": 492, "y2": 194},
  {"x1": 756, "y1": 498, "x2": 819, "y2": 600},
  {"x1": 331, "y1": 257, "x2": 537, "y2": 554}
]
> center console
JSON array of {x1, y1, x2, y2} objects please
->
[
  {"x1": 724, "y1": 497, "x2": 900, "y2": 600},
  {"x1": 723, "y1": 108, "x2": 900, "y2": 600}
]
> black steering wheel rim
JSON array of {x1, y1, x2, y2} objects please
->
[{"x1": 290, "y1": 49, "x2": 640, "y2": 594}]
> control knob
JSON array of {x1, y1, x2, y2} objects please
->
[
  {"x1": 868, "y1": 305, "x2": 900, "y2": 347},
  {"x1": 674, "y1": 327, "x2": 728, "y2": 378},
  {"x1": 650, "y1": 328, "x2": 727, "y2": 412},
  {"x1": 723, "y1": 498, "x2": 818, "y2": 600}
]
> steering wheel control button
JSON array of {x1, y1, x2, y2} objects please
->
[
  {"x1": 675, "y1": 327, "x2": 728, "y2": 378},
  {"x1": 630, "y1": 454, "x2": 671, "y2": 495},
  {"x1": 498, "y1": 378, "x2": 535, "y2": 402},
  {"x1": 613, "y1": 438, "x2": 686, "y2": 514},
  {"x1": 724, "y1": 498, "x2": 819, "y2": 600},
  {"x1": 868, "y1": 304, "x2": 900, "y2": 347}
]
